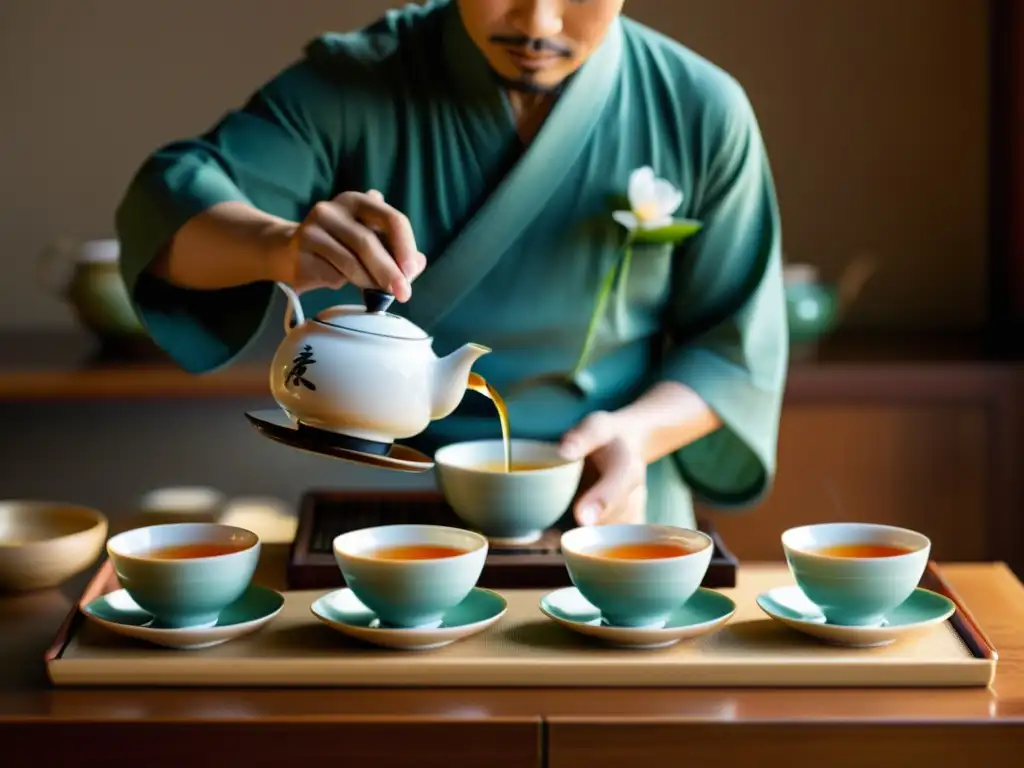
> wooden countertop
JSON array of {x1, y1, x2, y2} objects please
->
[
  {"x1": 2, "y1": 507, "x2": 1024, "y2": 765},
  {"x1": 0, "y1": 330, "x2": 1018, "y2": 402}
]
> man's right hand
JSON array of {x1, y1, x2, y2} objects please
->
[{"x1": 285, "y1": 189, "x2": 427, "y2": 301}]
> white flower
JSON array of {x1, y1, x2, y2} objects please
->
[{"x1": 612, "y1": 166, "x2": 684, "y2": 232}]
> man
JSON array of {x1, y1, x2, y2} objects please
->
[{"x1": 115, "y1": 0, "x2": 788, "y2": 528}]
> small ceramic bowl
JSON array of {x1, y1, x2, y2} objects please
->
[
  {"x1": 106, "y1": 523, "x2": 261, "y2": 629},
  {"x1": 434, "y1": 439, "x2": 584, "y2": 545},
  {"x1": 782, "y1": 522, "x2": 930, "y2": 627},
  {"x1": 560, "y1": 524, "x2": 713, "y2": 628},
  {"x1": 333, "y1": 524, "x2": 488, "y2": 629},
  {"x1": 0, "y1": 500, "x2": 108, "y2": 591}
]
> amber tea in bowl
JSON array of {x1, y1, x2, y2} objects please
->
[
  {"x1": 106, "y1": 522, "x2": 260, "y2": 628},
  {"x1": 560, "y1": 524, "x2": 713, "y2": 628},
  {"x1": 434, "y1": 438, "x2": 584, "y2": 545},
  {"x1": 781, "y1": 522, "x2": 930, "y2": 627},
  {"x1": 333, "y1": 524, "x2": 488, "y2": 628}
]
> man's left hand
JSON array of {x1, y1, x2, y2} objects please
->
[{"x1": 559, "y1": 411, "x2": 647, "y2": 526}]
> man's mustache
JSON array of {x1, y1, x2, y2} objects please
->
[{"x1": 489, "y1": 35, "x2": 573, "y2": 57}]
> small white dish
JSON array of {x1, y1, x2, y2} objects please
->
[
  {"x1": 310, "y1": 587, "x2": 507, "y2": 650},
  {"x1": 756, "y1": 585, "x2": 956, "y2": 648},
  {"x1": 539, "y1": 586, "x2": 735, "y2": 649},
  {"x1": 81, "y1": 585, "x2": 284, "y2": 650}
]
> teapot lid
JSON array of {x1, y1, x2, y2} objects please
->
[{"x1": 314, "y1": 289, "x2": 428, "y2": 340}]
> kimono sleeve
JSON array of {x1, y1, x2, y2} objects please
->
[
  {"x1": 659, "y1": 84, "x2": 789, "y2": 509},
  {"x1": 114, "y1": 57, "x2": 343, "y2": 374}
]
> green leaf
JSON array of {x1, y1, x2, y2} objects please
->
[{"x1": 631, "y1": 219, "x2": 703, "y2": 244}]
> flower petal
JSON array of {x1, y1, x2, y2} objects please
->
[
  {"x1": 652, "y1": 179, "x2": 684, "y2": 219},
  {"x1": 627, "y1": 166, "x2": 657, "y2": 209},
  {"x1": 612, "y1": 210, "x2": 639, "y2": 230},
  {"x1": 639, "y1": 215, "x2": 674, "y2": 231}
]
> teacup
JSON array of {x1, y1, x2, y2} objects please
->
[
  {"x1": 782, "y1": 522, "x2": 930, "y2": 627},
  {"x1": 333, "y1": 524, "x2": 488, "y2": 629},
  {"x1": 560, "y1": 524, "x2": 713, "y2": 628},
  {"x1": 106, "y1": 523, "x2": 260, "y2": 628},
  {"x1": 434, "y1": 439, "x2": 584, "y2": 544}
]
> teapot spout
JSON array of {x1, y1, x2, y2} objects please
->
[{"x1": 431, "y1": 343, "x2": 491, "y2": 421}]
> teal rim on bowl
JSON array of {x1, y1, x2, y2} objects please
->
[
  {"x1": 333, "y1": 524, "x2": 489, "y2": 629},
  {"x1": 105, "y1": 522, "x2": 261, "y2": 629},
  {"x1": 560, "y1": 524, "x2": 714, "y2": 629},
  {"x1": 781, "y1": 522, "x2": 930, "y2": 627}
]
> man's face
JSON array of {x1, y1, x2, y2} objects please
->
[{"x1": 457, "y1": 0, "x2": 626, "y2": 92}]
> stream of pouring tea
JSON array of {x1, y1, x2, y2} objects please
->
[{"x1": 467, "y1": 373, "x2": 511, "y2": 472}]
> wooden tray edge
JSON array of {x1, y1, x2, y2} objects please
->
[
  {"x1": 47, "y1": 559, "x2": 997, "y2": 690},
  {"x1": 44, "y1": 559, "x2": 119, "y2": 678},
  {"x1": 922, "y1": 561, "x2": 999, "y2": 666}
]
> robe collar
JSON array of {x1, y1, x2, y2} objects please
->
[{"x1": 408, "y1": 3, "x2": 625, "y2": 332}]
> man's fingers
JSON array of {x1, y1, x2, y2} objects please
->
[
  {"x1": 573, "y1": 442, "x2": 634, "y2": 525},
  {"x1": 301, "y1": 226, "x2": 374, "y2": 288},
  {"x1": 345, "y1": 191, "x2": 420, "y2": 280},
  {"x1": 560, "y1": 411, "x2": 618, "y2": 461},
  {"x1": 312, "y1": 200, "x2": 410, "y2": 301}
]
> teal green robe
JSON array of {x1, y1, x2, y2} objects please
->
[{"x1": 115, "y1": 0, "x2": 788, "y2": 528}]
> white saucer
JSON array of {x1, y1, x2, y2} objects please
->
[
  {"x1": 81, "y1": 585, "x2": 284, "y2": 650},
  {"x1": 756, "y1": 585, "x2": 956, "y2": 648},
  {"x1": 310, "y1": 587, "x2": 507, "y2": 650},
  {"x1": 539, "y1": 586, "x2": 736, "y2": 649}
]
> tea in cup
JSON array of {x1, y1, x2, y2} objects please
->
[
  {"x1": 333, "y1": 524, "x2": 488, "y2": 628},
  {"x1": 434, "y1": 439, "x2": 584, "y2": 544},
  {"x1": 560, "y1": 524, "x2": 713, "y2": 628},
  {"x1": 781, "y1": 522, "x2": 930, "y2": 627},
  {"x1": 106, "y1": 523, "x2": 260, "y2": 628}
]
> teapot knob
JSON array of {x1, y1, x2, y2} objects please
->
[{"x1": 362, "y1": 288, "x2": 395, "y2": 314}]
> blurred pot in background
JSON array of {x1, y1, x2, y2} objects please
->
[
  {"x1": 37, "y1": 237, "x2": 152, "y2": 354},
  {"x1": 784, "y1": 254, "x2": 877, "y2": 358}
]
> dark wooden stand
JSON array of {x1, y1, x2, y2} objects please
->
[{"x1": 287, "y1": 489, "x2": 739, "y2": 590}]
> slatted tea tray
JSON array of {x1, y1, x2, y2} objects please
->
[
  {"x1": 46, "y1": 552, "x2": 995, "y2": 689},
  {"x1": 287, "y1": 490, "x2": 738, "y2": 590}
]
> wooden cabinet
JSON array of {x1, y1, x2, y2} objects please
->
[{"x1": 704, "y1": 349, "x2": 1023, "y2": 572}]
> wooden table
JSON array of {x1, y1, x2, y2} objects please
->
[{"x1": 2, "y1": 555, "x2": 1023, "y2": 767}]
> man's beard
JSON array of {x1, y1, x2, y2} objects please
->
[{"x1": 491, "y1": 70, "x2": 568, "y2": 95}]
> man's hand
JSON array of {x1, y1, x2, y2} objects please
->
[
  {"x1": 285, "y1": 189, "x2": 427, "y2": 299},
  {"x1": 559, "y1": 411, "x2": 647, "y2": 526}
]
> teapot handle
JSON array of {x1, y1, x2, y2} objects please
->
[{"x1": 276, "y1": 282, "x2": 305, "y2": 332}]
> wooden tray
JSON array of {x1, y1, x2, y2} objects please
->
[
  {"x1": 287, "y1": 490, "x2": 738, "y2": 590},
  {"x1": 45, "y1": 549, "x2": 997, "y2": 688}
]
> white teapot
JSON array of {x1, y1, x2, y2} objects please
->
[{"x1": 269, "y1": 283, "x2": 490, "y2": 453}]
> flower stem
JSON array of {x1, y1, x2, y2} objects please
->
[
  {"x1": 571, "y1": 240, "x2": 632, "y2": 377},
  {"x1": 613, "y1": 240, "x2": 634, "y2": 329}
]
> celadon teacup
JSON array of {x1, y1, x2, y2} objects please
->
[
  {"x1": 782, "y1": 522, "x2": 930, "y2": 627},
  {"x1": 106, "y1": 523, "x2": 261, "y2": 628},
  {"x1": 434, "y1": 439, "x2": 584, "y2": 545},
  {"x1": 333, "y1": 524, "x2": 488, "y2": 629},
  {"x1": 561, "y1": 524, "x2": 713, "y2": 628}
]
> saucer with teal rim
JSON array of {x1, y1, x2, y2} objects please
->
[
  {"x1": 539, "y1": 587, "x2": 736, "y2": 649},
  {"x1": 310, "y1": 587, "x2": 507, "y2": 650},
  {"x1": 756, "y1": 585, "x2": 956, "y2": 648},
  {"x1": 81, "y1": 585, "x2": 284, "y2": 650}
]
